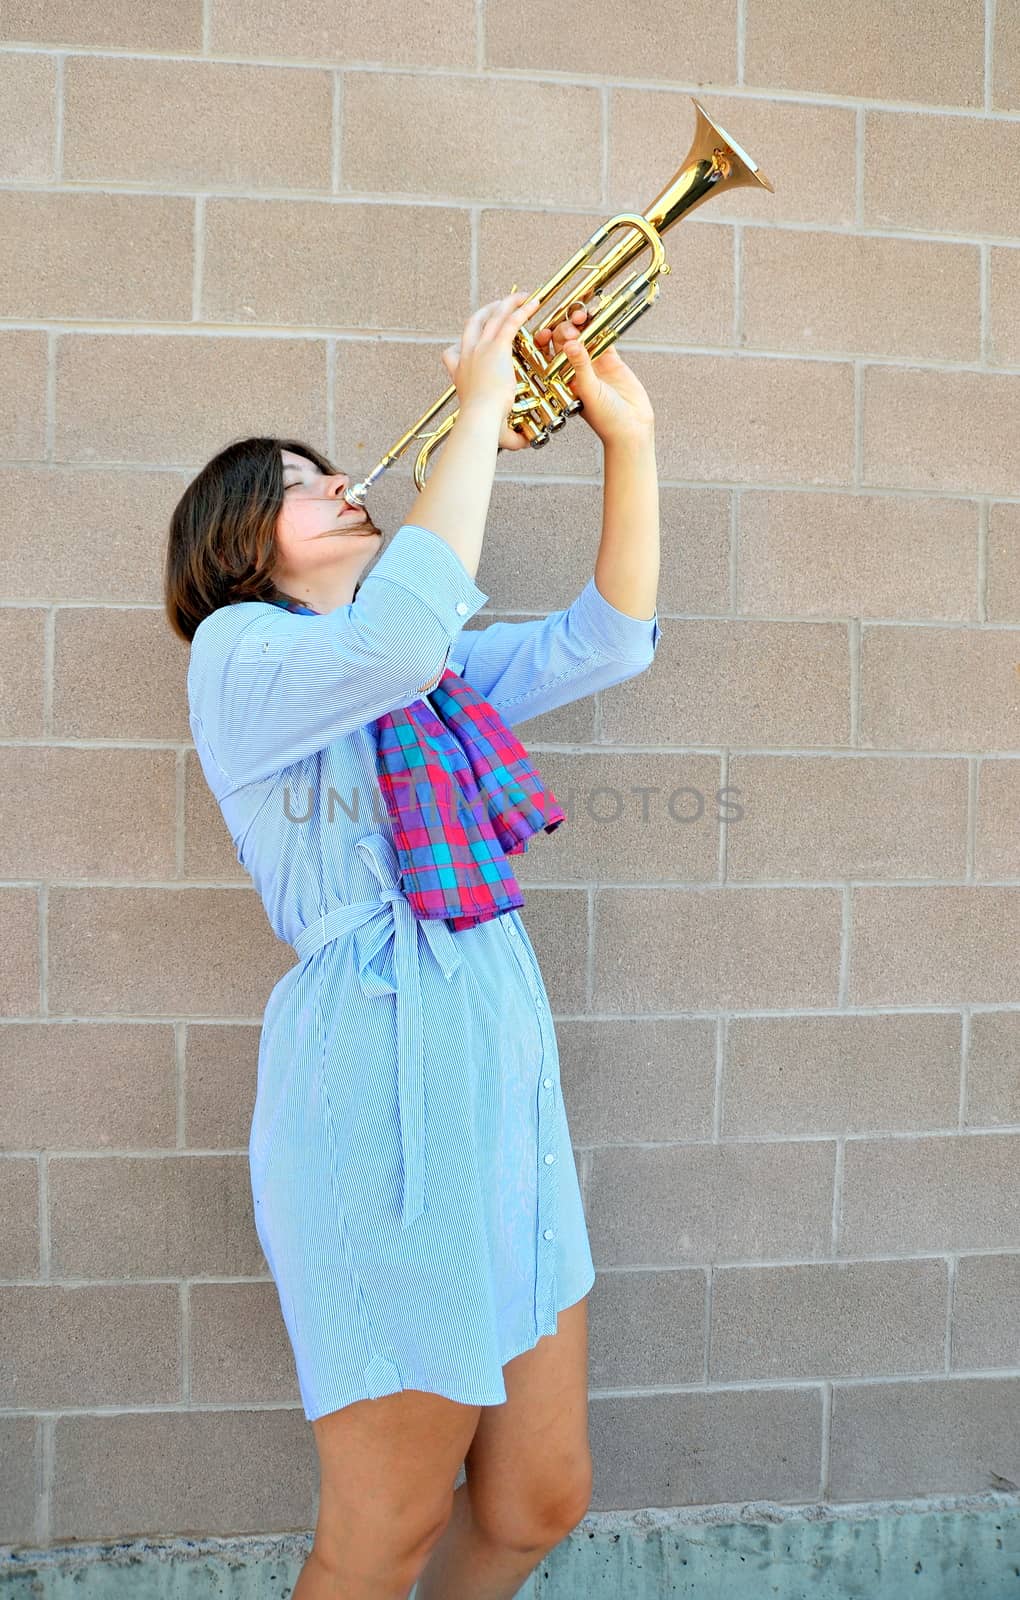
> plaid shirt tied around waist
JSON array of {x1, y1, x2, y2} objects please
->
[{"x1": 267, "y1": 594, "x2": 566, "y2": 930}]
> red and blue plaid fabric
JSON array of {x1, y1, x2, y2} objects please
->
[{"x1": 267, "y1": 595, "x2": 566, "y2": 930}]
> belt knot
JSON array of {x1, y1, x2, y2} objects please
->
[{"x1": 289, "y1": 832, "x2": 462, "y2": 1228}]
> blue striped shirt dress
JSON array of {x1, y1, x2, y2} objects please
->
[{"x1": 187, "y1": 521, "x2": 661, "y2": 1421}]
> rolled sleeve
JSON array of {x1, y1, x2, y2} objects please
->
[
  {"x1": 567, "y1": 575, "x2": 661, "y2": 663},
  {"x1": 450, "y1": 574, "x2": 662, "y2": 729}
]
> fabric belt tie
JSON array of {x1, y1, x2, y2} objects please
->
[{"x1": 289, "y1": 832, "x2": 462, "y2": 1229}]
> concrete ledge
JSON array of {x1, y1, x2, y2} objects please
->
[{"x1": 3, "y1": 1495, "x2": 1020, "y2": 1598}]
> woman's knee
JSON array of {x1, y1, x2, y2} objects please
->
[
  {"x1": 472, "y1": 1456, "x2": 594, "y2": 1554},
  {"x1": 311, "y1": 1492, "x2": 452, "y2": 1590}
]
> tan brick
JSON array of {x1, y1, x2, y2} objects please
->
[
  {"x1": 863, "y1": 368, "x2": 1020, "y2": 497},
  {"x1": 479, "y1": 205, "x2": 736, "y2": 353},
  {"x1": 743, "y1": 231, "x2": 981, "y2": 361},
  {"x1": 590, "y1": 1387, "x2": 823, "y2": 1507},
  {"x1": 47, "y1": 885, "x2": 291, "y2": 1017},
  {"x1": 53, "y1": 1409, "x2": 315, "y2": 1538},
  {"x1": 486, "y1": 0, "x2": 736, "y2": 83},
  {"x1": 738, "y1": 490, "x2": 979, "y2": 619},
  {"x1": 994, "y1": 0, "x2": 1020, "y2": 110},
  {"x1": 830, "y1": 1377, "x2": 1020, "y2": 1499},
  {"x1": 0, "y1": 467, "x2": 188, "y2": 605},
  {"x1": 952, "y1": 1254, "x2": 1020, "y2": 1368},
  {"x1": 990, "y1": 247, "x2": 1020, "y2": 365},
  {"x1": 860, "y1": 623, "x2": 1020, "y2": 751},
  {"x1": 1, "y1": 891, "x2": 40, "y2": 1018},
  {"x1": 0, "y1": 0, "x2": 202, "y2": 48},
  {"x1": 711, "y1": 1259, "x2": 948, "y2": 1379},
  {"x1": 851, "y1": 888, "x2": 1020, "y2": 1006},
  {"x1": 210, "y1": 0, "x2": 474, "y2": 67},
  {"x1": 986, "y1": 502, "x2": 1020, "y2": 623},
  {"x1": 0, "y1": 330, "x2": 47, "y2": 460},
  {"x1": 0, "y1": 192, "x2": 192, "y2": 323},
  {"x1": 190, "y1": 1280, "x2": 302, "y2": 1406},
  {"x1": 865, "y1": 110, "x2": 1020, "y2": 238},
  {"x1": 723, "y1": 1012, "x2": 962, "y2": 1136},
  {"x1": 966, "y1": 1010, "x2": 1020, "y2": 1127},
  {"x1": 184, "y1": 1023, "x2": 259, "y2": 1151},
  {"x1": 0, "y1": 1284, "x2": 180, "y2": 1407},
  {"x1": 341, "y1": 73, "x2": 601, "y2": 206},
  {"x1": 0, "y1": 748, "x2": 177, "y2": 879},
  {"x1": 975, "y1": 759, "x2": 1020, "y2": 880},
  {"x1": 746, "y1": 0, "x2": 983, "y2": 105},
  {"x1": 53, "y1": 606, "x2": 189, "y2": 740},
  {"x1": 725, "y1": 754, "x2": 968, "y2": 881},
  {"x1": 0, "y1": 53, "x2": 55, "y2": 180},
  {"x1": 477, "y1": 480, "x2": 709, "y2": 617},
  {"x1": 588, "y1": 1268, "x2": 706, "y2": 1389},
  {"x1": 0, "y1": 1023, "x2": 175, "y2": 1151},
  {"x1": 202, "y1": 198, "x2": 470, "y2": 332},
  {"x1": 0, "y1": 1417, "x2": 37, "y2": 1545},
  {"x1": 643, "y1": 353, "x2": 854, "y2": 486},
  {"x1": 63, "y1": 57, "x2": 333, "y2": 190},
  {"x1": 610, "y1": 92, "x2": 855, "y2": 228},
  {"x1": 54, "y1": 334, "x2": 327, "y2": 466},
  {"x1": 841, "y1": 1132, "x2": 1020, "y2": 1253},
  {"x1": 513, "y1": 889, "x2": 587, "y2": 1013},
  {"x1": 588, "y1": 1140, "x2": 836, "y2": 1265},
  {"x1": 0, "y1": 1160, "x2": 40, "y2": 1277},
  {"x1": 49, "y1": 1153, "x2": 264, "y2": 1276},
  {"x1": 556, "y1": 1017, "x2": 717, "y2": 1145},
  {"x1": 515, "y1": 752, "x2": 720, "y2": 886},
  {"x1": 0, "y1": 607, "x2": 46, "y2": 737},
  {"x1": 602, "y1": 618, "x2": 850, "y2": 751},
  {"x1": 594, "y1": 886, "x2": 842, "y2": 1011}
]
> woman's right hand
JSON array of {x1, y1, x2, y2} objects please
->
[{"x1": 440, "y1": 291, "x2": 541, "y2": 447}]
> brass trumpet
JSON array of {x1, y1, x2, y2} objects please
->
[{"x1": 343, "y1": 97, "x2": 774, "y2": 509}]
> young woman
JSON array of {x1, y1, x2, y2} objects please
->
[{"x1": 165, "y1": 291, "x2": 661, "y2": 1600}]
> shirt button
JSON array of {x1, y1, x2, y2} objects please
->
[
  {"x1": 542, "y1": 1077, "x2": 553, "y2": 1089},
  {"x1": 507, "y1": 924, "x2": 517, "y2": 938},
  {"x1": 544, "y1": 1153, "x2": 555, "y2": 1165},
  {"x1": 543, "y1": 1229, "x2": 554, "y2": 1241},
  {"x1": 455, "y1": 601, "x2": 468, "y2": 615}
]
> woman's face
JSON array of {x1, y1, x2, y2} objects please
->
[{"x1": 271, "y1": 449, "x2": 383, "y2": 590}]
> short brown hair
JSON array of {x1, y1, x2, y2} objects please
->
[{"x1": 163, "y1": 434, "x2": 358, "y2": 643}]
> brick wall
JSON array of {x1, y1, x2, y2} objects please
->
[{"x1": 1, "y1": 0, "x2": 1019, "y2": 1552}]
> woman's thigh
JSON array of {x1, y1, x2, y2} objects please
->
[
  {"x1": 463, "y1": 1293, "x2": 594, "y2": 1546},
  {"x1": 311, "y1": 1388, "x2": 482, "y2": 1569}
]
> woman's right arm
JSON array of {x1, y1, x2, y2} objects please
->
[
  {"x1": 187, "y1": 520, "x2": 489, "y2": 790},
  {"x1": 404, "y1": 291, "x2": 541, "y2": 579},
  {"x1": 404, "y1": 401, "x2": 502, "y2": 583}
]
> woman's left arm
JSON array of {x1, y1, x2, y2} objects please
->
[
  {"x1": 594, "y1": 429, "x2": 660, "y2": 624},
  {"x1": 447, "y1": 313, "x2": 663, "y2": 725},
  {"x1": 447, "y1": 439, "x2": 662, "y2": 724}
]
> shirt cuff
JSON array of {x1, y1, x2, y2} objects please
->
[
  {"x1": 569, "y1": 574, "x2": 662, "y2": 662},
  {"x1": 365, "y1": 522, "x2": 489, "y2": 636}
]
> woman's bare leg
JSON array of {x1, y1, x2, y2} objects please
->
[
  {"x1": 292, "y1": 1387, "x2": 481, "y2": 1599},
  {"x1": 415, "y1": 1294, "x2": 593, "y2": 1600}
]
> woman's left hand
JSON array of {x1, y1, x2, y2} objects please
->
[{"x1": 492, "y1": 301, "x2": 655, "y2": 451}]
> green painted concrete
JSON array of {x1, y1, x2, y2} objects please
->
[{"x1": 3, "y1": 1498, "x2": 1020, "y2": 1598}]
